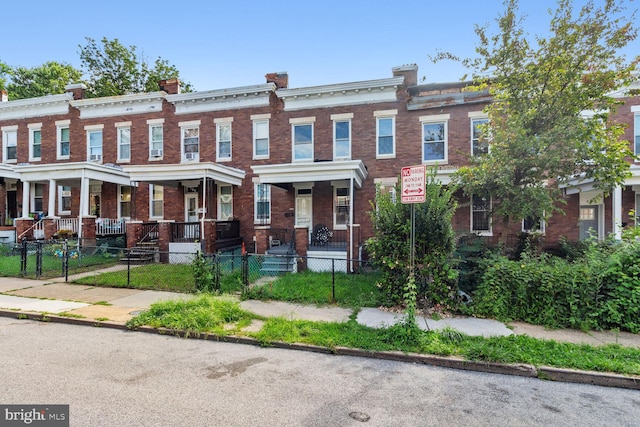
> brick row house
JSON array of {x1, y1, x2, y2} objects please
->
[{"x1": 1, "y1": 65, "x2": 639, "y2": 269}]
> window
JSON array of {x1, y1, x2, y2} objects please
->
[
  {"x1": 148, "y1": 119, "x2": 164, "y2": 159},
  {"x1": 117, "y1": 124, "x2": 131, "y2": 162},
  {"x1": 150, "y1": 185, "x2": 163, "y2": 218},
  {"x1": 334, "y1": 186, "x2": 350, "y2": 228},
  {"x1": 218, "y1": 185, "x2": 233, "y2": 220},
  {"x1": 472, "y1": 118, "x2": 489, "y2": 156},
  {"x1": 216, "y1": 119, "x2": 232, "y2": 161},
  {"x1": 332, "y1": 114, "x2": 352, "y2": 160},
  {"x1": 635, "y1": 114, "x2": 640, "y2": 157},
  {"x1": 29, "y1": 125, "x2": 42, "y2": 161},
  {"x1": 86, "y1": 125, "x2": 103, "y2": 162},
  {"x1": 522, "y1": 215, "x2": 545, "y2": 233},
  {"x1": 57, "y1": 121, "x2": 70, "y2": 159},
  {"x1": 253, "y1": 117, "x2": 269, "y2": 159},
  {"x1": 421, "y1": 115, "x2": 449, "y2": 163},
  {"x1": 375, "y1": 110, "x2": 396, "y2": 158},
  {"x1": 59, "y1": 186, "x2": 71, "y2": 215},
  {"x1": 255, "y1": 184, "x2": 271, "y2": 223},
  {"x1": 471, "y1": 194, "x2": 491, "y2": 234},
  {"x1": 2, "y1": 126, "x2": 17, "y2": 162},
  {"x1": 292, "y1": 121, "x2": 313, "y2": 161},
  {"x1": 120, "y1": 186, "x2": 131, "y2": 218},
  {"x1": 180, "y1": 121, "x2": 199, "y2": 161},
  {"x1": 32, "y1": 183, "x2": 44, "y2": 213}
]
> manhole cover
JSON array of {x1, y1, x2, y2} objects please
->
[{"x1": 349, "y1": 412, "x2": 370, "y2": 422}]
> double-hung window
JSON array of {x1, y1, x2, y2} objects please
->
[
  {"x1": 119, "y1": 186, "x2": 132, "y2": 219},
  {"x1": 471, "y1": 117, "x2": 489, "y2": 156},
  {"x1": 291, "y1": 117, "x2": 315, "y2": 162},
  {"x1": 255, "y1": 183, "x2": 271, "y2": 224},
  {"x1": 57, "y1": 120, "x2": 70, "y2": 159},
  {"x1": 218, "y1": 185, "x2": 233, "y2": 220},
  {"x1": 116, "y1": 122, "x2": 131, "y2": 162},
  {"x1": 59, "y1": 186, "x2": 71, "y2": 215},
  {"x1": 150, "y1": 184, "x2": 164, "y2": 219},
  {"x1": 215, "y1": 118, "x2": 232, "y2": 161},
  {"x1": 332, "y1": 113, "x2": 352, "y2": 160},
  {"x1": 375, "y1": 110, "x2": 396, "y2": 158},
  {"x1": 32, "y1": 183, "x2": 44, "y2": 213},
  {"x1": 252, "y1": 114, "x2": 270, "y2": 159},
  {"x1": 180, "y1": 121, "x2": 200, "y2": 162},
  {"x1": 85, "y1": 125, "x2": 104, "y2": 162},
  {"x1": 29, "y1": 124, "x2": 42, "y2": 161},
  {"x1": 334, "y1": 185, "x2": 350, "y2": 229},
  {"x1": 421, "y1": 114, "x2": 449, "y2": 163},
  {"x1": 2, "y1": 126, "x2": 17, "y2": 163},
  {"x1": 148, "y1": 119, "x2": 164, "y2": 159},
  {"x1": 471, "y1": 194, "x2": 491, "y2": 235}
]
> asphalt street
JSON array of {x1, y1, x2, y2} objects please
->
[{"x1": 1, "y1": 317, "x2": 638, "y2": 426}]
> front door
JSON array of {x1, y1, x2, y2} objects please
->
[
  {"x1": 295, "y1": 188, "x2": 313, "y2": 237},
  {"x1": 185, "y1": 193, "x2": 198, "y2": 222}
]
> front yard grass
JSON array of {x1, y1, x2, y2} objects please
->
[{"x1": 0, "y1": 253, "x2": 119, "y2": 278}]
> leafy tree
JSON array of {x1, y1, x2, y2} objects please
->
[
  {"x1": 79, "y1": 37, "x2": 192, "y2": 97},
  {"x1": 0, "y1": 60, "x2": 10, "y2": 91},
  {"x1": 5, "y1": 61, "x2": 82, "y2": 100},
  {"x1": 436, "y1": 0, "x2": 639, "y2": 223},
  {"x1": 366, "y1": 168, "x2": 459, "y2": 309}
]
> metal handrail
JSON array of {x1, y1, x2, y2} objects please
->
[{"x1": 17, "y1": 219, "x2": 45, "y2": 241}]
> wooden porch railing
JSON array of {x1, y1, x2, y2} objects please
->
[
  {"x1": 140, "y1": 222, "x2": 159, "y2": 243},
  {"x1": 171, "y1": 222, "x2": 200, "y2": 242}
]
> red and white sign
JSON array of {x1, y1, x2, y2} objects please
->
[{"x1": 401, "y1": 165, "x2": 426, "y2": 204}]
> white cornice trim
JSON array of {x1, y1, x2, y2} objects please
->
[
  {"x1": 0, "y1": 93, "x2": 72, "y2": 121},
  {"x1": 166, "y1": 84, "x2": 275, "y2": 115},
  {"x1": 71, "y1": 92, "x2": 165, "y2": 119}
]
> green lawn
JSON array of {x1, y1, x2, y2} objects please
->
[{"x1": 0, "y1": 253, "x2": 119, "y2": 278}]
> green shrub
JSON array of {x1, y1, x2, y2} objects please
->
[{"x1": 598, "y1": 243, "x2": 640, "y2": 332}]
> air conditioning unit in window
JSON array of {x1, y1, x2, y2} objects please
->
[
  {"x1": 89, "y1": 154, "x2": 102, "y2": 162},
  {"x1": 185, "y1": 152, "x2": 197, "y2": 160},
  {"x1": 150, "y1": 149, "x2": 163, "y2": 157}
]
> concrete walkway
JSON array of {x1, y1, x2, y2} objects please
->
[{"x1": 0, "y1": 275, "x2": 639, "y2": 347}]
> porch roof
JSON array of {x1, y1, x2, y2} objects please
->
[
  {"x1": 0, "y1": 163, "x2": 19, "y2": 180},
  {"x1": 251, "y1": 160, "x2": 368, "y2": 188},
  {"x1": 13, "y1": 162, "x2": 131, "y2": 186},
  {"x1": 123, "y1": 162, "x2": 246, "y2": 187}
]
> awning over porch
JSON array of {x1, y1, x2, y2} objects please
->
[
  {"x1": 123, "y1": 162, "x2": 245, "y2": 187},
  {"x1": 251, "y1": 160, "x2": 368, "y2": 188},
  {"x1": 0, "y1": 163, "x2": 19, "y2": 180}
]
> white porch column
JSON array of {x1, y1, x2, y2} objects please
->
[
  {"x1": 47, "y1": 179, "x2": 57, "y2": 218},
  {"x1": 349, "y1": 175, "x2": 354, "y2": 272},
  {"x1": 21, "y1": 181, "x2": 30, "y2": 218},
  {"x1": 612, "y1": 185, "x2": 623, "y2": 240},
  {"x1": 80, "y1": 175, "x2": 90, "y2": 217}
]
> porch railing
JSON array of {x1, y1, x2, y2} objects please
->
[
  {"x1": 309, "y1": 227, "x2": 348, "y2": 251},
  {"x1": 96, "y1": 218, "x2": 126, "y2": 235},
  {"x1": 216, "y1": 220, "x2": 240, "y2": 240},
  {"x1": 17, "y1": 219, "x2": 45, "y2": 241},
  {"x1": 171, "y1": 222, "x2": 200, "y2": 242},
  {"x1": 56, "y1": 218, "x2": 80, "y2": 235},
  {"x1": 140, "y1": 222, "x2": 159, "y2": 243}
]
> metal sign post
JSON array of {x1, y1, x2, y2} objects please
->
[{"x1": 401, "y1": 165, "x2": 426, "y2": 273}]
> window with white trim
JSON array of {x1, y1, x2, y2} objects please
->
[
  {"x1": 421, "y1": 114, "x2": 449, "y2": 163},
  {"x1": 58, "y1": 186, "x2": 71, "y2": 215},
  {"x1": 292, "y1": 120, "x2": 314, "y2": 162},
  {"x1": 180, "y1": 121, "x2": 200, "y2": 162},
  {"x1": 148, "y1": 119, "x2": 164, "y2": 159},
  {"x1": 333, "y1": 114, "x2": 352, "y2": 160},
  {"x1": 218, "y1": 185, "x2": 233, "y2": 220},
  {"x1": 29, "y1": 124, "x2": 42, "y2": 161},
  {"x1": 334, "y1": 186, "x2": 350, "y2": 229},
  {"x1": 2, "y1": 126, "x2": 17, "y2": 163},
  {"x1": 635, "y1": 113, "x2": 640, "y2": 158},
  {"x1": 253, "y1": 118, "x2": 269, "y2": 159},
  {"x1": 57, "y1": 121, "x2": 70, "y2": 159},
  {"x1": 119, "y1": 186, "x2": 131, "y2": 219},
  {"x1": 636, "y1": 193, "x2": 640, "y2": 226},
  {"x1": 32, "y1": 183, "x2": 44, "y2": 213},
  {"x1": 85, "y1": 125, "x2": 103, "y2": 162},
  {"x1": 522, "y1": 215, "x2": 545, "y2": 233},
  {"x1": 216, "y1": 119, "x2": 232, "y2": 161},
  {"x1": 254, "y1": 183, "x2": 271, "y2": 224},
  {"x1": 471, "y1": 118, "x2": 489, "y2": 156},
  {"x1": 117, "y1": 124, "x2": 131, "y2": 162},
  {"x1": 375, "y1": 110, "x2": 396, "y2": 158},
  {"x1": 471, "y1": 194, "x2": 491, "y2": 234},
  {"x1": 150, "y1": 184, "x2": 164, "y2": 218}
]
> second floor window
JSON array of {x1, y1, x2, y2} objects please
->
[
  {"x1": 472, "y1": 118, "x2": 489, "y2": 156},
  {"x1": 88, "y1": 129, "x2": 103, "y2": 161},
  {"x1": 117, "y1": 126, "x2": 131, "y2": 162},
  {"x1": 422, "y1": 121, "x2": 447, "y2": 162},
  {"x1": 58, "y1": 126, "x2": 70, "y2": 158},
  {"x1": 334, "y1": 120, "x2": 351, "y2": 160},
  {"x1": 182, "y1": 126, "x2": 199, "y2": 161},
  {"x1": 30, "y1": 128, "x2": 41, "y2": 160},
  {"x1": 253, "y1": 120, "x2": 269, "y2": 159},
  {"x1": 293, "y1": 123, "x2": 313, "y2": 161},
  {"x1": 217, "y1": 122, "x2": 232, "y2": 161},
  {"x1": 149, "y1": 124, "x2": 163, "y2": 158},
  {"x1": 3, "y1": 128, "x2": 17, "y2": 162},
  {"x1": 376, "y1": 117, "x2": 395, "y2": 158}
]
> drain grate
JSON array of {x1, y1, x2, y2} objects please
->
[{"x1": 349, "y1": 412, "x2": 370, "y2": 422}]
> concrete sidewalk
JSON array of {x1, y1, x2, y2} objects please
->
[{"x1": 0, "y1": 276, "x2": 639, "y2": 348}]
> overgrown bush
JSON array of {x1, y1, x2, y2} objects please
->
[
  {"x1": 472, "y1": 239, "x2": 640, "y2": 332},
  {"x1": 191, "y1": 251, "x2": 219, "y2": 293}
]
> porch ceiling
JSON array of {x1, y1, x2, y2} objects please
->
[
  {"x1": 251, "y1": 160, "x2": 368, "y2": 188},
  {"x1": 123, "y1": 162, "x2": 246, "y2": 187},
  {"x1": 13, "y1": 162, "x2": 131, "y2": 186}
]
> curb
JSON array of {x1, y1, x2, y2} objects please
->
[{"x1": 1, "y1": 309, "x2": 638, "y2": 391}]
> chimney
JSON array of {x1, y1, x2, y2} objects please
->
[
  {"x1": 392, "y1": 64, "x2": 418, "y2": 86},
  {"x1": 265, "y1": 72, "x2": 289, "y2": 89},
  {"x1": 0, "y1": 90, "x2": 8, "y2": 102},
  {"x1": 65, "y1": 83, "x2": 86, "y2": 100},
  {"x1": 159, "y1": 78, "x2": 181, "y2": 95}
]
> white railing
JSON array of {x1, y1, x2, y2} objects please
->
[
  {"x1": 18, "y1": 219, "x2": 45, "y2": 241},
  {"x1": 96, "y1": 218, "x2": 126, "y2": 235},
  {"x1": 56, "y1": 218, "x2": 79, "y2": 235}
]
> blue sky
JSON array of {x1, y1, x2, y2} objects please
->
[{"x1": 1, "y1": 0, "x2": 637, "y2": 90}]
